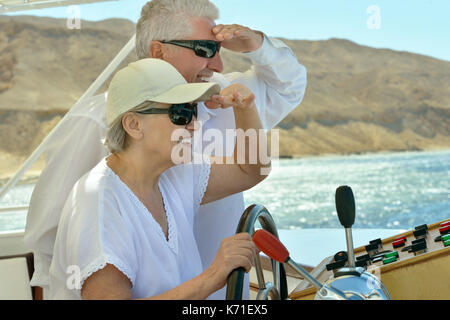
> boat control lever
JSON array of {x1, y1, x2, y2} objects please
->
[
  {"x1": 335, "y1": 185, "x2": 356, "y2": 271},
  {"x1": 253, "y1": 185, "x2": 391, "y2": 300},
  {"x1": 253, "y1": 229, "x2": 349, "y2": 300}
]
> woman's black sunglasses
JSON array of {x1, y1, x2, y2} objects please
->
[
  {"x1": 136, "y1": 103, "x2": 197, "y2": 126},
  {"x1": 160, "y1": 40, "x2": 221, "y2": 58}
]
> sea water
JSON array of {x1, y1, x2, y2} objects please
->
[
  {"x1": 244, "y1": 149, "x2": 450, "y2": 230},
  {"x1": 0, "y1": 149, "x2": 449, "y2": 233}
]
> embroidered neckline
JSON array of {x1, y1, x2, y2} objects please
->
[{"x1": 103, "y1": 159, "x2": 178, "y2": 255}]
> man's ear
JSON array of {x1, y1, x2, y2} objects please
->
[
  {"x1": 149, "y1": 41, "x2": 165, "y2": 59},
  {"x1": 122, "y1": 113, "x2": 144, "y2": 140}
]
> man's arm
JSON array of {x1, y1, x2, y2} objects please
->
[{"x1": 207, "y1": 24, "x2": 307, "y2": 130}]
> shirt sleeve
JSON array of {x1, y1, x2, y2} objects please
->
[
  {"x1": 220, "y1": 33, "x2": 307, "y2": 130},
  {"x1": 61, "y1": 178, "x2": 138, "y2": 293}
]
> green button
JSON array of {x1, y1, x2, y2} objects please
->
[
  {"x1": 384, "y1": 251, "x2": 399, "y2": 259},
  {"x1": 444, "y1": 239, "x2": 450, "y2": 247},
  {"x1": 383, "y1": 256, "x2": 397, "y2": 264},
  {"x1": 442, "y1": 234, "x2": 450, "y2": 242}
]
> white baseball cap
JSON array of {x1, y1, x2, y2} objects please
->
[{"x1": 106, "y1": 58, "x2": 221, "y2": 126}]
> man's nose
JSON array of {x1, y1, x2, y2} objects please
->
[{"x1": 207, "y1": 52, "x2": 223, "y2": 73}]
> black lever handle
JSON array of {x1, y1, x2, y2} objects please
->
[{"x1": 335, "y1": 185, "x2": 355, "y2": 228}]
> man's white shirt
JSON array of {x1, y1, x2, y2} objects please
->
[{"x1": 24, "y1": 34, "x2": 307, "y2": 299}]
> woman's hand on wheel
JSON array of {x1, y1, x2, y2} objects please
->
[{"x1": 204, "y1": 232, "x2": 258, "y2": 292}]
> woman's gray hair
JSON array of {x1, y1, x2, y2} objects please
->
[
  {"x1": 136, "y1": 0, "x2": 219, "y2": 59},
  {"x1": 104, "y1": 101, "x2": 160, "y2": 153}
]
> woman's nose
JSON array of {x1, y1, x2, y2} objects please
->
[{"x1": 186, "y1": 119, "x2": 201, "y2": 132}]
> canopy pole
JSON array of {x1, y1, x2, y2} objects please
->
[{"x1": 0, "y1": 34, "x2": 136, "y2": 201}]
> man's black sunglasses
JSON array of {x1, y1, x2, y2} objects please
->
[
  {"x1": 160, "y1": 40, "x2": 221, "y2": 58},
  {"x1": 136, "y1": 102, "x2": 197, "y2": 126}
]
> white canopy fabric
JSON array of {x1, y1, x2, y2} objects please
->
[{"x1": 0, "y1": 0, "x2": 117, "y2": 13}]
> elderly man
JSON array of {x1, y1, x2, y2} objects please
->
[{"x1": 24, "y1": 0, "x2": 307, "y2": 299}]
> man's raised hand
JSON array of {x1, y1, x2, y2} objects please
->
[{"x1": 212, "y1": 24, "x2": 264, "y2": 53}]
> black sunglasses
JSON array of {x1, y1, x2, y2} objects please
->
[
  {"x1": 136, "y1": 102, "x2": 197, "y2": 125},
  {"x1": 160, "y1": 40, "x2": 221, "y2": 58}
]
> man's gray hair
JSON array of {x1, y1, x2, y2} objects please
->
[
  {"x1": 136, "y1": 0, "x2": 219, "y2": 59},
  {"x1": 104, "y1": 101, "x2": 160, "y2": 153}
]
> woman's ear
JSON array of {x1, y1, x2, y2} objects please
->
[{"x1": 122, "y1": 112, "x2": 144, "y2": 141}]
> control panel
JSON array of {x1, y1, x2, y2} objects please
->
[{"x1": 290, "y1": 218, "x2": 450, "y2": 300}]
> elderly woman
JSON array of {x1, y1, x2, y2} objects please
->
[{"x1": 48, "y1": 58, "x2": 270, "y2": 299}]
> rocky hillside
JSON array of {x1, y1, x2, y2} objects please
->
[{"x1": 1, "y1": 15, "x2": 449, "y2": 160}]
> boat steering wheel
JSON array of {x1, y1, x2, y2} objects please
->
[{"x1": 225, "y1": 204, "x2": 288, "y2": 300}]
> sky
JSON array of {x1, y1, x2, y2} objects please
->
[{"x1": 4, "y1": 0, "x2": 450, "y2": 61}]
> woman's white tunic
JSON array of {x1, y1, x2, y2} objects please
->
[{"x1": 48, "y1": 157, "x2": 210, "y2": 299}]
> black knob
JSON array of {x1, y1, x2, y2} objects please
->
[
  {"x1": 334, "y1": 251, "x2": 348, "y2": 262},
  {"x1": 326, "y1": 260, "x2": 346, "y2": 271},
  {"x1": 356, "y1": 254, "x2": 371, "y2": 262},
  {"x1": 370, "y1": 238, "x2": 382, "y2": 246},
  {"x1": 415, "y1": 224, "x2": 428, "y2": 231},
  {"x1": 355, "y1": 259, "x2": 368, "y2": 268},
  {"x1": 413, "y1": 228, "x2": 427, "y2": 238},
  {"x1": 411, "y1": 241, "x2": 427, "y2": 253},
  {"x1": 365, "y1": 243, "x2": 379, "y2": 254},
  {"x1": 335, "y1": 186, "x2": 356, "y2": 228}
]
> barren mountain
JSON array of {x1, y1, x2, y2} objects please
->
[{"x1": 1, "y1": 15, "x2": 449, "y2": 165}]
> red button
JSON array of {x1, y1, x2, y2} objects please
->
[
  {"x1": 439, "y1": 225, "x2": 450, "y2": 235},
  {"x1": 392, "y1": 239, "x2": 405, "y2": 248},
  {"x1": 394, "y1": 236, "x2": 407, "y2": 242},
  {"x1": 440, "y1": 221, "x2": 450, "y2": 228}
]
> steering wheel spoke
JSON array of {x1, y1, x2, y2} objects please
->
[{"x1": 226, "y1": 204, "x2": 288, "y2": 300}]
